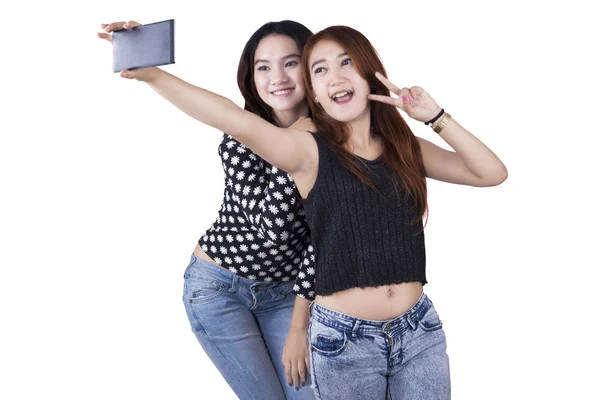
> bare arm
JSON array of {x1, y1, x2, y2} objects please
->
[
  {"x1": 282, "y1": 296, "x2": 312, "y2": 389},
  {"x1": 368, "y1": 72, "x2": 508, "y2": 187},
  {"x1": 417, "y1": 117, "x2": 508, "y2": 187},
  {"x1": 139, "y1": 68, "x2": 315, "y2": 175},
  {"x1": 99, "y1": 21, "x2": 315, "y2": 176}
]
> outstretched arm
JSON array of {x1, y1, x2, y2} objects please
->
[{"x1": 99, "y1": 21, "x2": 316, "y2": 176}]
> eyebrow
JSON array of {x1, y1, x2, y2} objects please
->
[
  {"x1": 254, "y1": 54, "x2": 301, "y2": 66},
  {"x1": 311, "y1": 52, "x2": 348, "y2": 70}
]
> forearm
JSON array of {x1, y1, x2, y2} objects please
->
[
  {"x1": 144, "y1": 67, "x2": 248, "y2": 136},
  {"x1": 289, "y1": 296, "x2": 312, "y2": 332},
  {"x1": 433, "y1": 117, "x2": 507, "y2": 183}
]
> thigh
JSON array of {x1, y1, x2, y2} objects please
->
[
  {"x1": 387, "y1": 305, "x2": 451, "y2": 400},
  {"x1": 183, "y1": 265, "x2": 285, "y2": 399},
  {"x1": 308, "y1": 317, "x2": 388, "y2": 400},
  {"x1": 255, "y1": 286, "x2": 316, "y2": 400}
]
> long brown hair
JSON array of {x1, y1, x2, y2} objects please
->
[{"x1": 301, "y1": 26, "x2": 428, "y2": 224}]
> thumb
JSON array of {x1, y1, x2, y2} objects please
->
[{"x1": 120, "y1": 70, "x2": 136, "y2": 79}]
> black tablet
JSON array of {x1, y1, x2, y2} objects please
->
[{"x1": 112, "y1": 19, "x2": 175, "y2": 73}]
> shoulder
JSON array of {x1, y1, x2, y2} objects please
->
[{"x1": 219, "y1": 133, "x2": 264, "y2": 163}]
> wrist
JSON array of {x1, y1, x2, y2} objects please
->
[
  {"x1": 432, "y1": 112, "x2": 452, "y2": 134},
  {"x1": 424, "y1": 107, "x2": 444, "y2": 125},
  {"x1": 290, "y1": 320, "x2": 309, "y2": 332},
  {"x1": 140, "y1": 67, "x2": 161, "y2": 83}
]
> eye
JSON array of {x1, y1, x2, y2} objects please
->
[
  {"x1": 313, "y1": 66, "x2": 325, "y2": 75},
  {"x1": 342, "y1": 58, "x2": 352, "y2": 66},
  {"x1": 285, "y1": 60, "x2": 298, "y2": 68},
  {"x1": 257, "y1": 65, "x2": 269, "y2": 71}
]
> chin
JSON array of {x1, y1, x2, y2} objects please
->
[
  {"x1": 327, "y1": 109, "x2": 361, "y2": 123},
  {"x1": 274, "y1": 98, "x2": 304, "y2": 111}
]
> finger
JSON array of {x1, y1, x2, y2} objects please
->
[
  {"x1": 298, "y1": 360, "x2": 307, "y2": 387},
  {"x1": 305, "y1": 355, "x2": 310, "y2": 375},
  {"x1": 291, "y1": 362, "x2": 300, "y2": 389},
  {"x1": 374, "y1": 71, "x2": 401, "y2": 96},
  {"x1": 283, "y1": 360, "x2": 293, "y2": 387},
  {"x1": 123, "y1": 20, "x2": 142, "y2": 29},
  {"x1": 368, "y1": 94, "x2": 401, "y2": 108},
  {"x1": 104, "y1": 21, "x2": 127, "y2": 33},
  {"x1": 399, "y1": 88, "x2": 413, "y2": 104},
  {"x1": 409, "y1": 86, "x2": 423, "y2": 100},
  {"x1": 120, "y1": 70, "x2": 136, "y2": 79},
  {"x1": 401, "y1": 95, "x2": 417, "y2": 117},
  {"x1": 97, "y1": 32, "x2": 112, "y2": 42}
]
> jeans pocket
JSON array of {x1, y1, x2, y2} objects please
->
[
  {"x1": 190, "y1": 281, "x2": 227, "y2": 303},
  {"x1": 417, "y1": 305, "x2": 443, "y2": 332},
  {"x1": 184, "y1": 272, "x2": 229, "y2": 305},
  {"x1": 309, "y1": 318, "x2": 348, "y2": 357}
]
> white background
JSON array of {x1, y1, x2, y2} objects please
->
[{"x1": 1, "y1": 0, "x2": 598, "y2": 399}]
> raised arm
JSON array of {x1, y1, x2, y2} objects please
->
[
  {"x1": 98, "y1": 21, "x2": 316, "y2": 176},
  {"x1": 368, "y1": 72, "x2": 508, "y2": 187}
]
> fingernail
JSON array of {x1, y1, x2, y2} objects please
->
[
  {"x1": 302, "y1": 382, "x2": 306, "y2": 387},
  {"x1": 289, "y1": 383, "x2": 293, "y2": 387},
  {"x1": 296, "y1": 387, "x2": 300, "y2": 391},
  {"x1": 402, "y1": 96, "x2": 409, "y2": 103}
]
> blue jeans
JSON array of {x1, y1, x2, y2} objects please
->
[
  {"x1": 308, "y1": 292, "x2": 450, "y2": 399},
  {"x1": 182, "y1": 254, "x2": 315, "y2": 400}
]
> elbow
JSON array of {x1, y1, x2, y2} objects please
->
[{"x1": 484, "y1": 166, "x2": 508, "y2": 186}]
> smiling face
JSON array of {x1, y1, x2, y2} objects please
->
[
  {"x1": 308, "y1": 40, "x2": 371, "y2": 124},
  {"x1": 253, "y1": 34, "x2": 306, "y2": 113}
]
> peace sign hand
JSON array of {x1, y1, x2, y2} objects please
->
[{"x1": 368, "y1": 72, "x2": 441, "y2": 123}]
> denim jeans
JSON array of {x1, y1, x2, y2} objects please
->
[
  {"x1": 182, "y1": 254, "x2": 315, "y2": 400},
  {"x1": 308, "y1": 292, "x2": 450, "y2": 399}
]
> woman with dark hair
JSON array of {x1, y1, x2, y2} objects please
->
[
  {"x1": 100, "y1": 20, "x2": 508, "y2": 399},
  {"x1": 99, "y1": 20, "x2": 317, "y2": 399}
]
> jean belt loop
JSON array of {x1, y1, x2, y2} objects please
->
[
  {"x1": 230, "y1": 274, "x2": 239, "y2": 293},
  {"x1": 406, "y1": 309, "x2": 418, "y2": 331},
  {"x1": 308, "y1": 300, "x2": 315, "y2": 318},
  {"x1": 352, "y1": 319, "x2": 361, "y2": 339}
]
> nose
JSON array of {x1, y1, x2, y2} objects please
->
[
  {"x1": 270, "y1": 66, "x2": 290, "y2": 86},
  {"x1": 328, "y1": 69, "x2": 346, "y2": 88}
]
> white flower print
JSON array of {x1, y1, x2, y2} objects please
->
[{"x1": 199, "y1": 134, "x2": 316, "y2": 299}]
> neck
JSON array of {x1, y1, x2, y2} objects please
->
[
  {"x1": 347, "y1": 108, "x2": 375, "y2": 151},
  {"x1": 272, "y1": 101, "x2": 310, "y2": 128}
]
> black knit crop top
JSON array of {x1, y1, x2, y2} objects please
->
[{"x1": 301, "y1": 132, "x2": 427, "y2": 297}]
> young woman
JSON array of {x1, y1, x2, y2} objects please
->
[
  {"x1": 101, "y1": 22, "x2": 507, "y2": 399},
  {"x1": 99, "y1": 20, "x2": 317, "y2": 399}
]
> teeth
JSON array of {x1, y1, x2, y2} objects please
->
[
  {"x1": 272, "y1": 89, "x2": 292, "y2": 95},
  {"x1": 332, "y1": 91, "x2": 351, "y2": 99}
]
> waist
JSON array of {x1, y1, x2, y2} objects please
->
[
  {"x1": 311, "y1": 290, "x2": 432, "y2": 334},
  {"x1": 315, "y1": 282, "x2": 423, "y2": 320}
]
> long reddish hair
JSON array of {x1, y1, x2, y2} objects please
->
[{"x1": 301, "y1": 26, "x2": 428, "y2": 224}]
